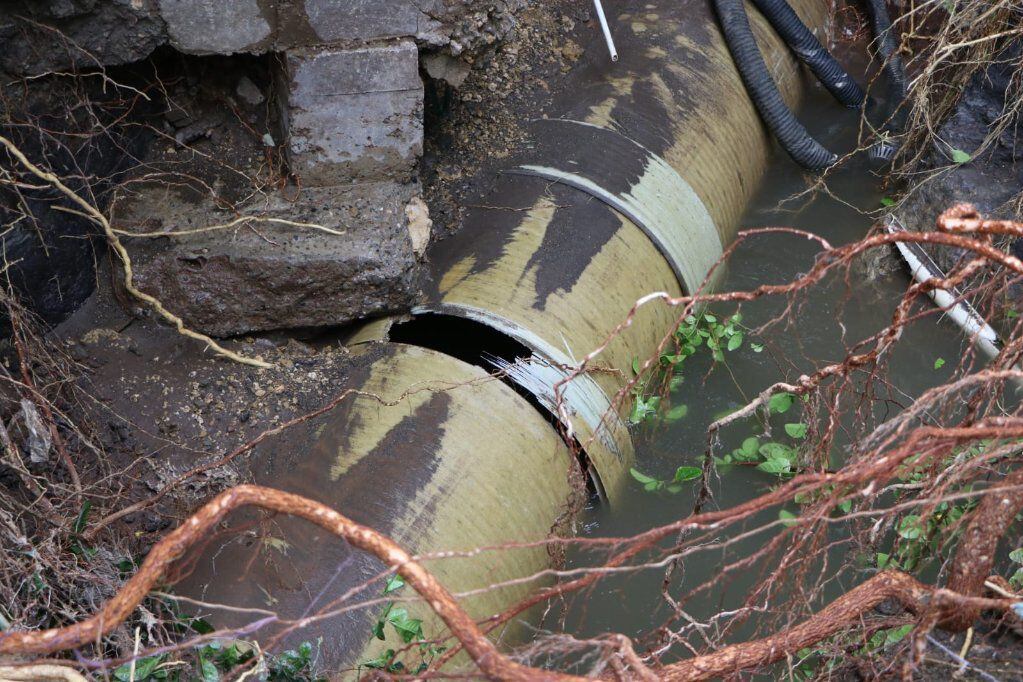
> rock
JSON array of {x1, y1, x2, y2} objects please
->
[
  {"x1": 561, "y1": 39, "x2": 583, "y2": 62},
  {"x1": 235, "y1": 75, "x2": 265, "y2": 105},
  {"x1": 423, "y1": 53, "x2": 472, "y2": 88},
  {"x1": 405, "y1": 196, "x2": 433, "y2": 257},
  {"x1": 278, "y1": 0, "x2": 422, "y2": 44},
  {"x1": 279, "y1": 42, "x2": 423, "y2": 186},
  {"x1": 80, "y1": 328, "x2": 123, "y2": 346},
  {"x1": 0, "y1": 0, "x2": 524, "y2": 76},
  {"x1": 114, "y1": 181, "x2": 421, "y2": 336},
  {"x1": 0, "y1": 0, "x2": 165, "y2": 76}
]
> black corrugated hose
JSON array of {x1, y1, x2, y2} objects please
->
[
  {"x1": 714, "y1": 0, "x2": 839, "y2": 170},
  {"x1": 714, "y1": 0, "x2": 909, "y2": 170},
  {"x1": 864, "y1": 0, "x2": 908, "y2": 161},
  {"x1": 751, "y1": 0, "x2": 866, "y2": 107},
  {"x1": 864, "y1": 0, "x2": 908, "y2": 100}
]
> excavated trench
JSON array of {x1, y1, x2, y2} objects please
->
[
  {"x1": 174, "y1": 0, "x2": 835, "y2": 672},
  {"x1": 2, "y1": 0, "x2": 989, "y2": 677}
]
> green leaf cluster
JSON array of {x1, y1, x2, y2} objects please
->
[
  {"x1": 628, "y1": 312, "x2": 752, "y2": 426},
  {"x1": 114, "y1": 639, "x2": 324, "y2": 682},
  {"x1": 362, "y1": 574, "x2": 445, "y2": 674},
  {"x1": 629, "y1": 466, "x2": 702, "y2": 494}
]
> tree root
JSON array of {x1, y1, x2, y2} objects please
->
[
  {"x1": 0, "y1": 665, "x2": 87, "y2": 682},
  {"x1": 942, "y1": 468, "x2": 1023, "y2": 632},
  {"x1": 1, "y1": 486, "x2": 1021, "y2": 681}
]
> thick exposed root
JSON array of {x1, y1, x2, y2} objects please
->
[{"x1": 1, "y1": 486, "x2": 1020, "y2": 681}]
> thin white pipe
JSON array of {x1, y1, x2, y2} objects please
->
[
  {"x1": 886, "y1": 217, "x2": 1001, "y2": 358},
  {"x1": 593, "y1": 0, "x2": 619, "y2": 62}
]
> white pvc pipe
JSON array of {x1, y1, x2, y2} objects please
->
[
  {"x1": 886, "y1": 217, "x2": 1001, "y2": 358},
  {"x1": 593, "y1": 0, "x2": 619, "y2": 62}
]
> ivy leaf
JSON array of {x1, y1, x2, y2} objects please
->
[
  {"x1": 759, "y1": 442, "x2": 793, "y2": 459},
  {"x1": 750, "y1": 342, "x2": 764, "y2": 353},
  {"x1": 778, "y1": 509, "x2": 798, "y2": 527},
  {"x1": 115, "y1": 655, "x2": 166, "y2": 682},
  {"x1": 629, "y1": 468, "x2": 657, "y2": 485},
  {"x1": 199, "y1": 658, "x2": 219, "y2": 682},
  {"x1": 190, "y1": 618, "x2": 215, "y2": 635},
  {"x1": 674, "y1": 466, "x2": 702, "y2": 482},
  {"x1": 757, "y1": 457, "x2": 792, "y2": 475},
  {"x1": 665, "y1": 403, "x2": 688, "y2": 422},
  {"x1": 363, "y1": 649, "x2": 397, "y2": 670},
  {"x1": 732, "y1": 437, "x2": 760, "y2": 462},
  {"x1": 950, "y1": 148, "x2": 971, "y2": 164},
  {"x1": 1009, "y1": 548, "x2": 1023, "y2": 564},
  {"x1": 73, "y1": 500, "x2": 91, "y2": 535},
  {"x1": 383, "y1": 574, "x2": 405, "y2": 595},
  {"x1": 373, "y1": 617, "x2": 387, "y2": 640},
  {"x1": 784, "y1": 422, "x2": 808, "y2": 439},
  {"x1": 768, "y1": 392, "x2": 795, "y2": 414},
  {"x1": 884, "y1": 624, "x2": 914, "y2": 645},
  {"x1": 391, "y1": 616, "x2": 423, "y2": 644},
  {"x1": 898, "y1": 515, "x2": 923, "y2": 540},
  {"x1": 880, "y1": 197, "x2": 895, "y2": 207},
  {"x1": 727, "y1": 333, "x2": 743, "y2": 351}
]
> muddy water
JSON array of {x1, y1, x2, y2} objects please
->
[{"x1": 554, "y1": 66, "x2": 973, "y2": 654}]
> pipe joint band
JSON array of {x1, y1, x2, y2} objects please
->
[{"x1": 510, "y1": 119, "x2": 724, "y2": 295}]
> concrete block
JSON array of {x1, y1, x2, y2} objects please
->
[
  {"x1": 277, "y1": 0, "x2": 421, "y2": 45},
  {"x1": 280, "y1": 42, "x2": 423, "y2": 186},
  {"x1": 159, "y1": 0, "x2": 273, "y2": 55},
  {"x1": 116, "y1": 181, "x2": 422, "y2": 336}
]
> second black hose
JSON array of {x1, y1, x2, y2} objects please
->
[{"x1": 714, "y1": 0, "x2": 838, "y2": 170}]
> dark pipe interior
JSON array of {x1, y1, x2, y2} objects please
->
[{"x1": 389, "y1": 312, "x2": 604, "y2": 502}]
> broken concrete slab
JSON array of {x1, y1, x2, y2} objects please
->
[
  {"x1": 279, "y1": 42, "x2": 423, "y2": 186},
  {"x1": 159, "y1": 0, "x2": 273, "y2": 55},
  {"x1": 113, "y1": 181, "x2": 422, "y2": 336},
  {"x1": 278, "y1": 0, "x2": 421, "y2": 45}
]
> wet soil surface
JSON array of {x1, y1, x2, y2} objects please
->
[
  {"x1": 54, "y1": 266, "x2": 355, "y2": 548},
  {"x1": 420, "y1": 0, "x2": 601, "y2": 237}
]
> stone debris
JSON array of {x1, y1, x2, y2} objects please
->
[
  {"x1": 423, "y1": 53, "x2": 472, "y2": 88},
  {"x1": 280, "y1": 42, "x2": 423, "y2": 186},
  {"x1": 235, "y1": 75, "x2": 265, "y2": 106},
  {"x1": 405, "y1": 195, "x2": 433, "y2": 257},
  {"x1": 0, "y1": 0, "x2": 528, "y2": 336}
]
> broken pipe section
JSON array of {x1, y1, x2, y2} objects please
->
[{"x1": 182, "y1": 0, "x2": 828, "y2": 673}]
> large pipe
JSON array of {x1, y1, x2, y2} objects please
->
[{"x1": 181, "y1": 0, "x2": 830, "y2": 673}]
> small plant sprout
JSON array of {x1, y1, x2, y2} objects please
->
[{"x1": 630, "y1": 466, "x2": 702, "y2": 494}]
